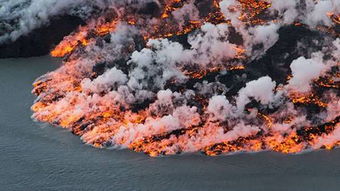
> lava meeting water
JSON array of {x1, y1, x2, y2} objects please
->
[
  {"x1": 30, "y1": 0, "x2": 339, "y2": 156},
  {"x1": 1, "y1": 0, "x2": 340, "y2": 190},
  {"x1": 1, "y1": 56, "x2": 340, "y2": 190}
]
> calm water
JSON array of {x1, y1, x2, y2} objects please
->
[{"x1": 0, "y1": 56, "x2": 340, "y2": 191}]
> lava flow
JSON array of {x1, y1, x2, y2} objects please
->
[{"x1": 30, "y1": 0, "x2": 339, "y2": 156}]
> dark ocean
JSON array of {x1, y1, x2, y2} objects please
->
[{"x1": 1, "y1": 56, "x2": 340, "y2": 191}]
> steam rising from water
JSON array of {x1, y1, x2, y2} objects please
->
[{"x1": 4, "y1": 0, "x2": 339, "y2": 156}]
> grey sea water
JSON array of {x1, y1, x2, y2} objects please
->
[{"x1": 0, "y1": 56, "x2": 340, "y2": 191}]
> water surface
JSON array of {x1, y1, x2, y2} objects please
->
[{"x1": 1, "y1": 56, "x2": 340, "y2": 191}]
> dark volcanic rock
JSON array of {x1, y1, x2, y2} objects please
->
[
  {"x1": 245, "y1": 25, "x2": 332, "y2": 84},
  {"x1": 0, "y1": 15, "x2": 85, "y2": 58},
  {"x1": 138, "y1": 2, "x2": 162, "y2": 17}
]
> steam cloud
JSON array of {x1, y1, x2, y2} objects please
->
[{"x1": 6, "y1": 0, "x2": 338, "y2": 156}]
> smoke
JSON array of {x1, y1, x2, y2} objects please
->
[
  {"x1": 207, "y1": 95, "x2": 233, "y2": 121},
  {"x1": 24, "y1": 0, "x2": 340, "y2": 156},
  {"x1": 288, "y1": 56, "x2": 326, "y2": 93},
  {"x1": 0, "y1": 0, "x2": 156, "y2": 43},
  {"x1": 236, "y1": 76, "x2": 277, "y2": 112},
  {"x1": 0, "y1": 0, "x2": 89, "y2": 42},
  {"x1": 304, "y1": 0, "x2": 339, "y2": 27}
]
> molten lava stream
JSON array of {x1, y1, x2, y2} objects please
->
[{"x1": 30, "y1": 0, "x2": 340, "y2": 157}]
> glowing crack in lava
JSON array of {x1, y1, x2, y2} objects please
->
[{"x1": 30, "y1": 0, "x2": 339, "y2": 156}]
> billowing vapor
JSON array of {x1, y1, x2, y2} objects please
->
[{"x1": 9, "y1": 0, "x2": 339, "y2": 156}]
